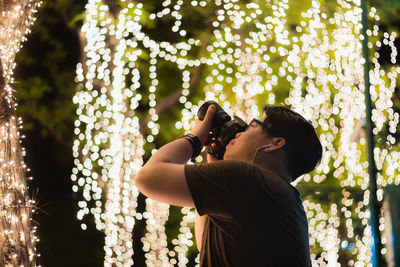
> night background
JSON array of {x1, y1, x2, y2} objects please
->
[{"x1": 6, "y1": 0, "x2": 400, "y2": 266}]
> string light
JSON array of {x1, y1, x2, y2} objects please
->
[
  {"x1": 0, "y1": 0, "x2": 40, "y2": 266},
  {"x1": 74, "y1": 0, "x2": 399, "y2": 266},
  {"x1": 73, "y1": 1, "x2": 145, "y2": 266}
]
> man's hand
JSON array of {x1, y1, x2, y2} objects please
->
[
  {"x1": 192, "y1": 104, "x2": 216, "y2": 146},
  {"x1": 207, "y1": 143, "x2": 220, "y2": 163}
]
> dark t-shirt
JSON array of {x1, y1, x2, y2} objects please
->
[{"x1": 184, "y1": 160, "x2": 311, "y2": 267}]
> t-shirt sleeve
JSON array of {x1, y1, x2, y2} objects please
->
[{"x1": 184, "y1": 160, "x2": 255, "y2": 216}]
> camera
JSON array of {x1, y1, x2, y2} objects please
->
[{"x1": 197, "y1": 100, "x2": 248, "y2": 159}]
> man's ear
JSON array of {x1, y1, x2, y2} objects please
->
[
  {"x1": 261, "y1": 138, "x2": 286, "y2": 152},
  {"x1": 273, "y1": 137, "x2": 286, "y2": 150}
]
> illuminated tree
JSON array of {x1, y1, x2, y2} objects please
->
[{"x1": 0, "y1": 0, "x2": 40, "y2": 266}]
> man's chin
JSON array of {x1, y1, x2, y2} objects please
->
[
  {"x1": 223, "y1": 152, "x2": 249, "y2": 163},
  {"x1": 223, "y1": 152, "x2": 233, "y2": 161},
  {"x1": 223, "y1": 153, "x2": 230, "y2": 161}
]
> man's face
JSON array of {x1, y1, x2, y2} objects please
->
[{"x1": 223, "y1": 118, "x2": 273, "y2": 162}]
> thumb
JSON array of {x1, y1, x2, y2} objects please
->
[{"x1": 203, "y1": 104, "x2": 216, "y2": 122}]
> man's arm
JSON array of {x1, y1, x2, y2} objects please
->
[{"x1": 135, "y1": 104, "x2": 216, "y2": 207}]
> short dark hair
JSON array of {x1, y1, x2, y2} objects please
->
[{"x1": 261, "y1": 105, "x2": 322, "y2": 180}]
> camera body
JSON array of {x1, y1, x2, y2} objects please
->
[{"x1": 197, "y1": 100, "x2": 248, "y2": 159}]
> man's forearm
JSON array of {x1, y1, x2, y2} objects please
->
[
  {"x1": 142, "y1": 104, "x2": 215, "y2": 168},
  {"x1": 144, "y1": 138, "x2": 194, "y2": 167},
  {"x1": 134, "y1": 105, "x2": 214, "y2": 207},
  {"x1": 135, "y1": 137, "x2": 196, "y2": 207}
]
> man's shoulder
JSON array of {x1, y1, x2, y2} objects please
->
[
  {"x1": 208, "y1": 160, "x2": 264, "y2": 177},
  {"x1": 186, "y1": 159, "x2": 289, "y2": 191},
  {"x1": 205, "y1": 160, "x2": 284, "y2": 182},
  {"x1": 208, "y1": 159, "x2": 253, "y2": 168},
  {"x1": 185, "y1": 160, "x2": 260, "y2": 190},
  {"x1": 188, "y1": 159, "x2": 255, "y2": 172}
]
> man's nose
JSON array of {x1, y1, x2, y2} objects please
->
[{"x1": 235, "y1": 132, "x2": 242, "y2": 139}]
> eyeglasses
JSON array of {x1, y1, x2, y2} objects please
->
[{"x1": 249, "y1": 118, "x2": 268, "y2": 132}]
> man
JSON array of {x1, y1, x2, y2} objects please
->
[{"x1": 135, "y1": 104, "x2": 322, "y2": 266}]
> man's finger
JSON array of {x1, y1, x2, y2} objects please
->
[
  {"x1": 204, "y1": 104, "x2": 216, "y2": 122},
  {"x1": 207, "y1": 153, "x2": 219, "y2": 163}
]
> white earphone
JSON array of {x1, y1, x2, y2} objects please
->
[
  {"x1": 252, "y1": 144, "x2": 275, "y2": 163},
  {"x1": 256, "y1": 144, "x2": 275, "y2": 150}
]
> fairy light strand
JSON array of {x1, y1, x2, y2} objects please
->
[{"x1": 73, "y1": 1, "x2": 144, "y2": 265}]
